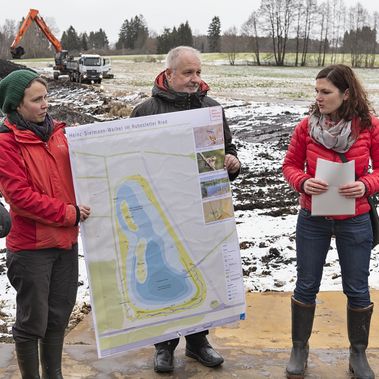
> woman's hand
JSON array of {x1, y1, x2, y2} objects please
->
[
  {"x1": 78, "y1": 205, "x2": 91, "y2": 222},
  {"x1": 303, "y1": 178, "x2": 328, "y2": 195},
  {"x1": 339, "y1": 181, "x2": 366, "y2": 199}
]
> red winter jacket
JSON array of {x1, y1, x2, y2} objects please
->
[
  {"x1": 282, "y1": 115, "x2": 379, "y2": 219},
  {"x1": 0, "y1": 118, "x2": 78, "y2": 251}
]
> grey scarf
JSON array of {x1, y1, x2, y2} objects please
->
[
  {"x1": 8, "y1": 111, "x2": 53, "y2": 142},
  {"x1": 309, "y1": 114, "x2": 356, "y2": 153}
]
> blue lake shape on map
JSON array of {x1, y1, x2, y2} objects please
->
[{"x1": 116, "y1": 180, "x2": 197, "y2": 308}]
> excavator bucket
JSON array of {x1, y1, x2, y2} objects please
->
[{"x1": 11, "y1": 46, "x2": 25, "y2": 59}]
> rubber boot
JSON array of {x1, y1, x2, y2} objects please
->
[
  {"x1": 286, "y1": 297, "x2": 316, "y2": 379},
  {"x1": 40, "y1": 330, "x2": 65, "y2": 379},
  {"x1": 15, "y1": 340, "x2": 41, "y2": 379},
  {"x1": 348, "y1": 303, "x2": 375, "y2": 379}
]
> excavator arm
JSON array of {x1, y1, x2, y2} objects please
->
[{"x1": 10, "y1": 8, "x2": 63, "y2": 58}]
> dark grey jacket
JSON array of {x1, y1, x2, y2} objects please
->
[{"x1": 130, "y1": 71, "x2": 240, "y2": 180}]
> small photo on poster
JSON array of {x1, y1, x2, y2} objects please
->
[
  {"x1": 203, "y1": 197, "x2": 234, "y2": 224},
  {"x1": 197, "y1": 149, "x2": 225, "y2": 174},
  {"x1": 193, "y1": 124, "x2": 224, "y2": 149},
  {"x1": 200, "y1": 175, "x2": 231, "y2": 200}
]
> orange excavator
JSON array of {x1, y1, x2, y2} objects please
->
[
  {"x1": 10, "y1": 8, "x2": 68, "y2": 73},
  {"x1": 10, "y1": 8, "x2": 112, "y2": 83}
]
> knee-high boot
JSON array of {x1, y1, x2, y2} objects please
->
[
  {"x1": 286, "y1": 297, "x2": 316, "y2": 379},
  {"x1": 15, "y1": 340, "x2": 41, "y2": 379},
  {"x1": 348, "y1": 303, "x2": 375, "y2": 379},
  {"x1": 40, "y1": 330, "x2": 65, "y2": 379}
]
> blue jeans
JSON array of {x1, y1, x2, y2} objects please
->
[{"x1": 294, "y1": 209, "x2": 372, "y2": 308}]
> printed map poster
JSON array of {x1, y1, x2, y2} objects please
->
[{"x1": 66, "y1": 106, "x2": 245, "y2": 358}]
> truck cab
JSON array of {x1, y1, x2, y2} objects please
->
[
  {"x1": 102, "y1": 57, "x2": 114, "y2": 79},
  {"x1": 66, "y1": 54, "x2": 103, "y2": 84}
]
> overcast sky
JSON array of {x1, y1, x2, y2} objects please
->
[{"x1": 1, "y1": 0, "x2": 379, "y2": 45}]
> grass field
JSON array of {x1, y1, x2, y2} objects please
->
[{"x1": 18, "y1": 53, "x2": 379, "y2": 110}]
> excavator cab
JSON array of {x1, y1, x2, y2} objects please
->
[
  {"x1": 54, "y1": 50, "x2": 68, "y2": 67},
  {"x1": 53, "y1": 50, "x2": 69, "y2": 79}
]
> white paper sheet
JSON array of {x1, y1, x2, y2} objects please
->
[{"x1": 312, "y1": 158, "x2": 355, "y2": 216}]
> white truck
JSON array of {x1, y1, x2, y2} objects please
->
[{"x1": 63, "y1": 54, "x2": 104, "y2": 84}]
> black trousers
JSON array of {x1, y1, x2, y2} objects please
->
[
  {"x1": 155, "y1": 330, "x2": 209, "y2": 350},
  {"x1": 6, "y1": 244, "x2": 78, "y2": 342}
]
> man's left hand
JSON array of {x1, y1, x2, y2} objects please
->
[{"x1": 224, "y1": 154, "x2": 241, "y2": 174}]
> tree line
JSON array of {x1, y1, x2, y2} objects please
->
[{"x1": 0, "y1": 0, "x2": 378, "y2": 67}]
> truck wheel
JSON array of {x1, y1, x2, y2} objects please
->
[{"x1": 97, "y1": 79, "x2": 102, "y2": 84}]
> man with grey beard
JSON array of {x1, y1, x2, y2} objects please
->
[{"x1": 130, "y1": 45, "x2": 241, "y2": 373}]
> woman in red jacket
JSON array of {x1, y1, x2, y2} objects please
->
[
  {"x1": 0, "y1": 69, "x2": 90, "y2": 379},
  {"x1": 282, "y1": 64, "x2": 379, "y2": 379}
]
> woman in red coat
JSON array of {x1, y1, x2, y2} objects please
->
[
  {"x1": 0, "y1": 69, "x2": 90, "y2": 379},
  {"x1": 282, "y1": 64, "x2": 379, "y2": 379}
]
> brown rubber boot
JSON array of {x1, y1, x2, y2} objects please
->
[
  {"x1": 286, "y1": 297, "x2": 316, "y2": 379},
  {"x1": 348, "y1": 303, "x2": 375, "y2": 379}
]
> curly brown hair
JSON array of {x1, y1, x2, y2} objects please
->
[{"x1": 310, "y1": 64, "x2": 375, "y2": 129}]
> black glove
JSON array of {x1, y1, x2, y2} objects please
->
[{"x1": 0, "y1": 202, "x2": 11, "y2": 238}]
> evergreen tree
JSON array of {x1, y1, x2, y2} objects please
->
[
  {"x1": 177, "y1": 21, "x2": 193, "y2": 46},
  {"x1": 342, "y1": 26, "x2": 377, "y2": 67},
  {"x1": 61, "y1": 26, "x2": 81, "y2": 52},
  {"x1": 116, "y1": 19, "x2": 129, "y2": 49},
  {"x1": 207, "y1": 16, "x2": 221, "y2": 52},
  {"x1": 88, "y1": 28, "x2": 109, "y2": 50},
  {"x1": 60, "y1": 31, "x2": 68, "y2": 49},
  {"x1": 116, "y1": 15, "x2": 148, "y2": 50},
  {"x1": 171, "y1": 27, "x2": 179, "y2": 47},
  {"x1": 156, "y1": 21, "x2": 193, "y2": 54},
  {"x1": 81, "y1": 32, "x2": 88, "y2": 51},
  {"x1": 156, "y1": 28, "x2": 172, "y2": 54}
]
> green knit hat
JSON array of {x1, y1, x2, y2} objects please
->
[{"x1": 0, "y1": 69, "x2": 39, "y2": 114}]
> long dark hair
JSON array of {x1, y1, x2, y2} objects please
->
[{"x1": 310, "y1": 64, "x2": 374, "y2": 129}]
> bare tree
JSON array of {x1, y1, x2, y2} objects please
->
[
  {"x1": 259, "y1": 0, "x2": 295, "y2": 66},
  {"x1": 316, "y1": 3, "x2": 326, "y2": 66},
  {"x1": 9, "y1": 13, "x2": 60, "y2": 59},
  {"x1": 0, "y1": 19, "x2": 16, "y2": 59},
  {"x1": 346, "y1": 3, "x2": 370, "y2": 67},
  {"x1": 329, "y1": 0, "x2": 346, "y2": 64},
  {"x1": 300, "y1": 0, "x2": 317, "y2": 66},
  {"x1": 222, "y1": 26, "x2": 238, "y2": 65},
  {"x1": 44, "y1": 17, "x2": 60, "y2": 38},
  {"x1": 368, "y1": 11, "x2": 378, "y2": 67},
  {"x1": 317, "y1": 0, "x2": 331, "y2": 66},
  {"x1": 340, "y1": 3, "x2": 349, "y2": 63},
  {"x1": 241, "y1": 12, "x2": 261, "y2": 65},
  {"x1": 293, "y1": 0, "x2": 303, "y2": 66},
  {"x1": 24, "y1": 22, "x2": 52, "y2": 58}
]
